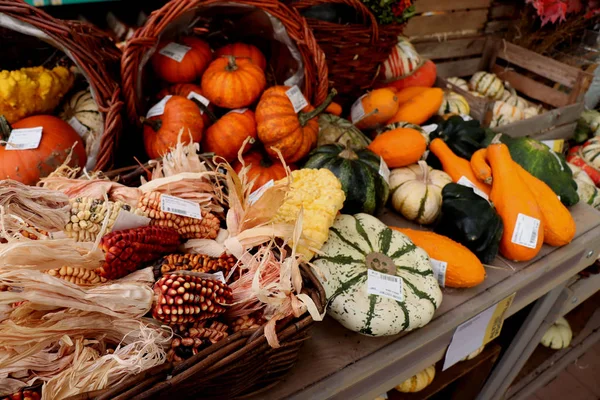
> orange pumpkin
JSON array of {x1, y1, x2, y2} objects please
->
[
  {"x1": 214, "y1": 43, "x2": 267, "y2": 71},
  {"x1": 202, "y1": 109, "x2": 257, "y2": 162},
  {"x1": 142, "y1": 96, "x2": 204, "y2": 159},
  {"x1": 0, "y1": 115, "x2": 86, "y2": 185},
  {"x1": 352, "y1": 88, "x2": 400, "y2": 130},
  {"x1": 367, "y1": 127, "x2": 427, "y2": 168},
  {"x1": 256, "y1": 86, "x2": 335, "y2": 162},
  {"x1": 380, "y1": 59, "x2": 437, "y2": 91},
  {"x1": 233, "y1": 150, "x2": 296, "y2": 193},
  {"x1": 157, "y1": 83, "x2": 214, "y2": 127},
  {"x1": 201, "y1": 56, "x2": 266, "y2": 109},
  {"x1": 325, "y1": 102, "x2": 343, "y2": 116},
  {"x1": 151, "y1": 37, "x2": 212, "y2": 84}
]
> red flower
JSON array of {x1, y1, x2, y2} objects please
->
[
  {"x1": 527, "y1": 0, "x2": 568, "y2": 24},
  {"x1": 392, "y1": 0, "x2": 412, "y2": 17}
]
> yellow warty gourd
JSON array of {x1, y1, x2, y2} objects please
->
[
  {"x1": 273, "y1": 168, "x2": 346, "y2": 260},
  {"x1": 0, "y1": 66, "x2": 75, "y2": 123}
]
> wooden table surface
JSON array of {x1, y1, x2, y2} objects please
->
[{"x1": 254, "y1": 204, "x2": 600, "y2": 400}]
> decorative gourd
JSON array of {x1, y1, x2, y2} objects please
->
[
  {"x1": 201, "y1": 56, "x2": 266, "y2": 109},
  {"x1": 387, "y1": 88, "x2": 444, "y2": 125},
  {"x1": 513, "y1": 161, "x2": 576, "y2": 247},
  {"x1": 568, "y1": 145, "x2": 600, "y2": 186},
  {"x1": 379, "y1": 121, "x2": 430, "y2": 145},
  {"x1": 523, "y1": 105, "x2": 542, "y2": 119},
  {"x1": 156, "y1": 83, "x2": 214, "y2": 127},
  {"x1": 214, "y1": 43, "x2": 267, "y2": 70},
  {"x1": 256, "y1": 87, "x2": 335, "y2": 162},
  {"x1": 500, "y1": 88, "x2": 528, "y2": 110},
  {"x1": 59, "y1": 89, "x2": 103, "y2": 154},
  {"x1": 382, "y1": 59, "x2": 437, "y2": 91},
  {"x1": 368, "y1": 127, "x2": 427, "y2": 168},
  {"x1": 427, "y1": 115, "x2": 487, "y2": 162},
  {"x1": 470, "y1": 148, "x2": 492, "y2": 184},
  {"x1": 395, "y1": 366, "x2": 436, "y2": 393},
  {"x1": 461, "y1": 346, "x2": 485, "y2": 361},
  {"x1": 540, "y1": 317, "x2": 572, "y2": 350},
  {"x1": 0, "y1": 115, "x2": 86, "y2": 185},
  {"x1": 381, "y1": 36, "x2": 422, "y2": 81},
  {"x1": 568, "y1": 163, "x2": 600, "y2": 208},
  {"x1": 392, "y1": 228, "x2": 485, "y2": 288},
  {"x1": 312, "y1": 213, "x2": 443, "y2": 336},
  {"x1": 389, "y1": 161, "x2": 452, "y2": 224},
  {"x1": 352, "y1": 88, "x2": 400, "y2": 130},
  {"x1": 325, "y1": 102, "x2": 343, "y2": 116},
  {"x1": 202, "y1": 109, "x2": 257, "y2": 162},
  {"x1": 577, "y1": 109, "x2": 600, "y2": 141},
  {"x1": 151, "y1": 37, "x2": 212, "y2": 83},
  {"x1": 304, "y1": 145, "x2": 389, "y2": 215},
  {"x1": 396, "y1": 86, "x2": 430, "y2": 105},
  {"x1": 429, "y1": 138, "x2": 491, "y2": 196},
  {"x1": 438, "y1": 91, "x2": 470, "y2": 115},
  {"x1": 233, "y1": 150, "x2": 295, "y2": 193},
  {"x1": 581, "y1": 136, "x2": 600, "y2": 169},
  {"x1": 487, "y1": 142, "x2": 544, "y2": 261},
  {"x1": 142, "y1": 96, "x2": 204, "y2": 159},
  {"x1": 490, "y1": 101, "x2": 524, "y2": 127},
  {"x1": 317, "y1": 114, "x2": 371, "y2": 150},
  {"x1": 436, "y1": 183, "x2": 504, "y2": 264},
  {"x1": 447, "y1": 77, "x2": 469, "y2": 91},
  {"x1": 469, "y1": 71, "x2": 504, "y2": 99}
]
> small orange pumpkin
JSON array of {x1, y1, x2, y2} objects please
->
[
  {"x1": 214, "y1": 43, "x2": 267, "y2": 71},
  {"x1": 0, "y1": 115, "x2": 86, "y2": 185},
  {"x1": 233, "y1": 150, "x2": 296, "y2": 193},
  {"x1": 157, "y1": 83, "x2": 214, "y2": 128},
  {"x1": 367, "y1": 127, "x2": 427, "y2": 168},
  {"x1": 151, "y1": 37, "x2": 212, "y2": 84},
  {"x1": 256, "y1": 87, "x2": 335, "y2": 162},
  {"x1": 352, "y1": 88, "x2": 400, "y2": 130},
  {"x1": 142, "y1": 96, "x2": 204, "y2": 159},
  {"x1": 201, "y1": 56, "x2": 266, "y2": 109},
  {"x1": 202, "y1": 109, "x2": 257, "y2": 162}
]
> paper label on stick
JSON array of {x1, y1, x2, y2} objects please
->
[
  {"x1": 430, "y1": 258, "x2": 447, "y2": 287},
  {"x1": 350, "y1": 95, "x2": 366, "y2": 124},
  {"x1": 443, "y1": 293, "x2": 515, "y2": 370},
  {"x1": 146, "y1": 95, "x2": 171, "y2": 118},
  {"x1": 367, "y1": 269, "x2": 403, "y2": 302},
  {"x1": 248, "y1": 179, "x2": 274, "y2": 205},
  {"x1": 378, "y1": 157, "x2": 391, "y2": 185},
  {"x1": 285, "y1": 85, "x2": 309, "y2": 113},
  {"x1": 160, "y1": 195, "x2": 202, "y2": 220},
  {"x1": 186, "y1": 92, "x2": 210, "y2": 114},
  {"x1": 68, "y1": 117, "x2": 89, "y2": 137},
  {"x1": 511, "y1": 213, "x2": 541, "y2": 249},
  {"x1": 422, "y1": 124, "x2": 438, "y2": 134},
  {"x1": 112, "y1": 211, "x2": 151, "y2": 231},
  {"x1": 457, "y1": 176, "x2": 489, "y2": 201},
  {"x1": 5, "y1": 127, "x2": 43, "y2": 150},
  {"x1": 227, "y1": 108, "x2": 248, "y2": 115},
  {"x1": 159, "y1": 42, "x2": 191, "y2": 62}
]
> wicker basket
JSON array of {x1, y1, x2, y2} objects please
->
[
  {"x1": 0, "y1": 1, "x2": 123, "y2": 172},
  {"x1": 68, "y1": 264, "x2": 326, "y2": 400},
  {"x1": 289, "y1": 0, "x2": 404, "y2": 108},
  {"x1": 121, "y1": 0, "x2": 329, "y2": 126}
]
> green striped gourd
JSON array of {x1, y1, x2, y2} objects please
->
[
  {"x1": 438, "y1": 92, "x2": 470, "y2": 115},
  {"x1": 500, "y1": 88, "x2": 528, "y2": 110},
  {"x1": 59, "y1": 89, "x2": 103, "y2": 157},
  {"x1": 489, "y1": 100, "x2": 524, "y2": 127},
  {"x1": 568, "y1": 162, "x2": 600, "y2": 208},
  {"x1": 469, "y1": 71, "x2": 504, "y2": 100},
  {"x1": 317, "y1": 114, "x2": 371, "y2": 150},
  {"x1": 582, "y1": 137, "x2": 600, "y2": 169},
  {"x1": 447, "y1": 77, "x2": 469, "y2": 91},
  {"x1": 311, "y1": 214, "x2": 443, "y2": 336},
  {"x1": 303, "y1": 145, "x2": 389, "y2": 215}
]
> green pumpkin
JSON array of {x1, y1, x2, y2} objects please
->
[
  {"x1": 317, "y1": 114, "x2": 371, "y2": 150},
  {"x1": 312, "y1": 213, "x2": 443, "y2": 336},
  {"x1": 304, "y1": 145, "x2": 389, "y2": 215}
]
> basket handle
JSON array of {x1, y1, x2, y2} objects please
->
[{"x1": 290, "y1": 0, "x2": 379, "y2": 43}]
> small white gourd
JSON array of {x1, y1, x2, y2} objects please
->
[
  {"x1": 439, "y1": 92, "x2": 470, "y2": 115},
  {"x1": 490, "y1": 100, "x2": 525, "y2": 127},
  {"x1": 461, "y1": 345, "x2": 485, "y2": 361},
  {"x1": 568, "y1": 162, "x2": 600, "y2": 208},
  {"x1": 540, "y1": 317, "x2": 572, "y2": 350},
  {"x1": 470, "y1": 71, "x2": 505, "y2": 99},
  {"x1": 395, "y1": 365, "x2": 436, "y2": 393},
  {"x1": 447, "y1": 77, "x2": 469, "y2": 91}
]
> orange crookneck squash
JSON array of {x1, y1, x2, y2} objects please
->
[
  {"x1": 387, "y1": 87, "x2": 444, "y2": 125},
  {"x1": 233, "y1": 150, "x2": 296, "y2": 193},
  {"x1": 151, "y1": 37, "x2": 212, "y2": 84},
  {"x1": 202, "y1": 108, "x2": 257, "y2": 163},
  {"x1": 380, "y1": 59, "x2": 437, "y2": 91},
  {"x1": 201, "y1": 56, "x2": 266, "y2": 109},
  {"x1": 367, "y1": 127, "x2": 426, "y2": 168},
  {"x1": 214, "y1": 43, "x2": 267, "y2": 71},
  {"x1": 142, "y1": 96, "x2": 204, "y2": 159},
  {"x1": 256, "y1": 87, "x2": 336, "y2": 163},
  {"x1": 395, "y1": 86, "x2": 430, "y2": 105},
  {"x1": 470, "y1": 148, "x2": 492, "y2": 184},
  {"x1": 0, "y1": 115, "x2": 86, "y2": 185},
  {"x1": 352, "y1": 88, "x2": 400, "y2": 130}
]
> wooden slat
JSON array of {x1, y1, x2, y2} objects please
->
[
  {"x1": 436, "y1": 58, "x2": 482, "y2": 78},
  {"x1": 436, "y1": 76, "x2": 490, "y2": 122},
  {"x1": 489, "y1": 4, "x2": 516, "y2": 19},
  {"x1": 491, "y1": 66, "x2": 571, "y2": 108},
  {"x1": 405, "y1": 10, "x2": 488, "y2": 37},
  {"x1": 495, "y1": 40, "x2": 581, "y2": 87},
  {"x1": 414, "y1": 37, "x2": 486, "y2": 60},
  {"x1": 534, "y1": 122, "x2": 578, "y2": 140},
  {"x1": 489, "y1": 103, "x2": 583, "y2": 137},
  {"x1": 414, "y1": 0, "x2": 492, "y2": 13}
]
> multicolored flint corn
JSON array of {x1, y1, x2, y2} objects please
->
[
  {"x1": 167, "y1": 320, "x2": 229, "y2": 362},
  {"x1": 65, "y1": 197, "x2": 130, "y2": 242},
  {"x1": 46, "y1": 266, "x2": 108, "y2": 285},
  {"x1": 152, "y1": 253, "x2": 237, "y2": 280},
  {"x1": 230, "y1": 312, "x2": 266, "y2": 333}
]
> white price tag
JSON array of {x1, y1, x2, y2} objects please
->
[
  {"x1": 159, "y1": 42, "x2": 192, "y2": 62},
  {"x1": 460, "y1": 114, "x2": 473, "y2": 121},
  {"x1": 248, "y1": 179, "x2": 274, "y2": 205},
  {"x1": 68, "y1": 117, "x2": 89, "y2": 137},
  {"x1": 378, "y1": 157, "x2": 391, "y2": 185},
  {"x1": 367, "y1": 269, "x2": 403, "y2": 302},
  {"x1": 146, "y1": 95, "x2": 171, "y2": 118},
  {"x1": 422, "y1": 124, "x2": 438, "y2": 134},
  {"x1": 285, "y1": 85, "x2": 309, "y2": 113},
  {"x1": 187, "y1": 91, "x2": 210, "y2": 114},
  {"x1": 430, "y1": 258, "x2": 447, "y2": 287},
  {"x1": 5, "y1": 127, "x2": 43, "y2": 150},
  {"x1": 112, "y1": 210, "x2": 151, "y2": 231},
  {"x1": 511, "y1": 213, "x2": 541, "y2": 249},
  {"x1": 350, "y1": 95, "x2": 366, "y2": 124},
  {"x1": 227, "y1": 108, "x2": 249, "y2": 115},
  {"x1": 457, "y1": 176, "x2": 489, "y2": 201},
  {"x1": 160, "y1": 195, "x2": 202, "y2": 220},
  {"x1": 541, "y1": 140, "x2": 564, "y2": 153}
]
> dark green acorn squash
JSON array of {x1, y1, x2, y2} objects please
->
[
  {"x1": 304, "y1": 144, "x2": 389, "y2": 215},
  {"x1": 435, "y1": 183, "x2": 503, "y2": 264}
]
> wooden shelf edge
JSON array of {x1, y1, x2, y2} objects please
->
[{"x1": 558, "y1": 273, "x2": 600, "y2": 318}]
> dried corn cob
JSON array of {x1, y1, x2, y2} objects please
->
[
  {"x1": 1, "y1": 388, "x2": 41, "y2": 400},
  {"x1": 153, "y1": 273, "x2": 233, "y2": 325},
  {"x1": 19, "y1": 227, "x2": 49, "y2": 240},
  {"x1": 137, "y1": 192, "x2": 220, "y2": 240},
  {"x1": 152, "y1": 253, "x2": 237, "y2": 280},
  {"x1": 167, "y1": 320, "x2": 229, "y2": 362},
  {"x1": 230, "y1": 312, "x2": 266, "y2": 333},
  {"x1": 97, "y1": 226, "x2": 180, "y2": 280},
  {"x1": 65, "y1": 198, "x2": 131, "y2": 242},
  {"x1": 46, "y1": 266, "x2": 108, "y2": 285}
]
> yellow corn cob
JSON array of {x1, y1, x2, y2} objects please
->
[
  {"x1": 272, "y1": 169, "x2": 346, "y2": 260},
  {"x1": 0, "y1": 66, "x2": 74, "y2": 123},
  {"x1": 64, "y1": 198, "x2": 130, "y2": 242},
  {"x1": 46, "y1": 266, "x2": 108, "y2": 285}
]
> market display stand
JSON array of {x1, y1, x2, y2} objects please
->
[{"x1": 253, "y1": 204, "x2": 600, "y2": 400}]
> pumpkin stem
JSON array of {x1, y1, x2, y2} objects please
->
[
  {"x1": 140, "y1": 116, "x2": 162, "y2": 132},
  {"x1": 417, "y1": 160, "x2": 429, "y2": 183},
  {"x1": 259, "y1": 153, "x2": 274, "y2": 168},
  {"x1": 0, "y1": 116, "x2": 12, "y2": 144},
  {"x1": 190, "y1": 98, "x2": 217, "y2": 123},
  {"x1": 226, "y1": 56, "x2": 238, "y2": 72},
  {"x1": 491, "y1": 133, "x2": 503, "y2": 144},
  {"x1": 298, "y1": 88, "x2": 338, "y2": 126},
  {"x1": 339, "y1": 146, "x2": 359, "y2": 160}
]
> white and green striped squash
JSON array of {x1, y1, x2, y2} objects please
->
[
  {"x1": 312, "y1": 213, "x2": 443, "y2": 336},
  {"x1": 582, "y1": 137, "x2": 600, "y2": 169},
  {"x1": 438, "y1": 92, "x2": 470, "y2": 115},
  {"x1": 489, "y1": 100, "x2": 524, "y2": 127},
  {"x1": 568, "y1": 162, "x2": 600, "y2": 208},
  {"x1": 469, "y1": 71, "x2": 504, "y2": 100},
  {"x1": 447, "y1": 77, "x2": 469, "y2": 91},
  {"x1": 500, "y1": 89, "x2": 528, "y2": 110}
]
